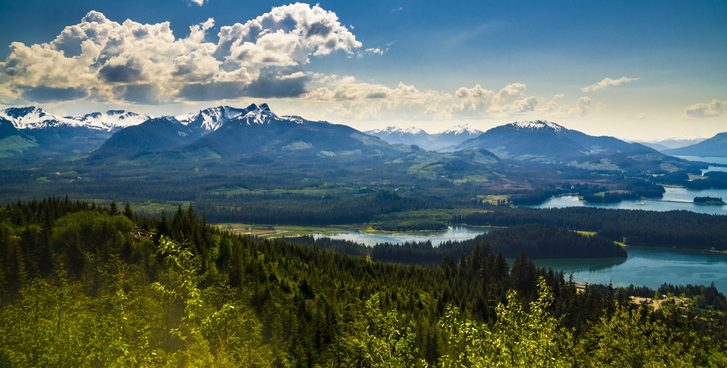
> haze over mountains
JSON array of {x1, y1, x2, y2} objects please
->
[
  {"x1": 0, "y1": 102, "x2": 713, "y2": 212},
  {"x1": 665, "y1": 133, "x2": 727, "y2": 157},
  {"x1": 366, "y1": 125, "x2": 482, "y2": 151}
]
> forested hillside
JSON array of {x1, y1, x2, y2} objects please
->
[{"x1": 1, "y1": 198, "x2": 726, "y2": 366}]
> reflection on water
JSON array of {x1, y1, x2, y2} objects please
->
[
  {"x1": 535, "y1": 247, "x2": 727, "y2": 292},
  {"x1": 313, "y1": 226, "x2": 490, "y2": 247},
  {"x1": 532, "y1": 257, "x2": 627, "y2": 273}
]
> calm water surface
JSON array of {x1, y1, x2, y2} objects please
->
[
  {"x1": 314, "y1": 227, "x2": 727, "y2": 292},
  {"x1": 536, "y1": 247, "x2": 727, "y2": 292},
  {"x1": 532, "y1": 186, "x2": 727, "y2": 215},
  {"x1": 533, "y1": 155, "x2": 727, "y2": 215},
  {"x1": 313, "y1": 226, "x2": 491, "y2": 246}
]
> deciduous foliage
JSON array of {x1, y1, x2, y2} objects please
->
[{"x1": 0, "y1": 198, "x2": 726, "y2": 366}]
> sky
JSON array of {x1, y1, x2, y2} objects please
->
[{"x1": 0, "y1": 0, "x2": 726, "y2": 140}]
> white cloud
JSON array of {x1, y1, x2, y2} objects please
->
[
  {"x1": 540, "y1": 94, "x2": 594, "y2": 118},
  {"x1": 581, "y1": 76, "x2": 638, "y2": 92},
  {"x1": 302, "y1": 77, "x2": 589, "y2": 122},
  {"x1": 450, "y1": 83, "x2": 538, "y2": 116},
  {"x1": 685, "y1": 99, "x2": 726, "y2": 118},
  {"x1": 0, "y1": 4, "x2": 361, "y2": 104},
  {"x1": 188, "y1": 0, "x2": 206, "y2": 6},
  {"x1": 364, "y1": 48, "x2": 385, "y2": 55}
]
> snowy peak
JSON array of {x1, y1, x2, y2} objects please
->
[
  {"x1": 68, "y1": 110, "x2": 151, "y2": 131},
  {"x1": 0, "y1": 106, "x2": 70, "y2": 129},
  {"x1": 179, "y1": 105, "x2": 252, "y2": 132},
  {"x1": 368, "y1": 126, "x2": 427, "y2": 136},
  {"x1": 508, "y1": 120, "x2": 565, "y2": 132},
  {"x1": 238, "y1": 103, "x2": 279, "y2": 125},
  {"x1": 0, "y1": 106, "x2": 149, "y2": 131},
  {"x1": 440, "y1": 124, "x2": 481, "y2": 136},
  {"x1": 179, "y1": 103, "x2": 297, "y2": 132}
]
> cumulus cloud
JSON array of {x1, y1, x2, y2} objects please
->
[
  {"x1": 303, "y1": 75, "x2": 448, "y2": 120},
  {"x1": 0, "y1": 4, "x2": 361, "y2": 104},
  {"x1": 188, "y1": 0, "x2": 207, "y2": 6},
  {"x1": 450, "y1": 83, "x2": 538, "y2": 117},
  {"x1": 540, "y1": 94, "x2": 595, "y2": 118},
  {"x1": 301, "y1": 77, "x2": 590, "y2": 122},
  {"x1": 685, "y1": 99, "x2": 726, "y2": 118},
  {"x1": 581, "y1": 76, "x2": 638, "y2": 92}
]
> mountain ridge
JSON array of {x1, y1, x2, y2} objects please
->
[{"x1": 665, "y1": 132, "x2": 727, "y2": 157}]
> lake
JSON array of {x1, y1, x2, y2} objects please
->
[
  {"x1": 531, "y1": 155, "x2": 727, "y2": 215},
  {"x1": 532, "y1": 186, "x2": 727, "y2": 215},
  {"x1": 313, "y1": 227, "x2": 727, "y2": 292},
  {"x1": 313, "y1": 226, "x2": 491, "y2": 246},
  {"x1": 536, "y1": 247, "x2": 727, "y2": 292}
]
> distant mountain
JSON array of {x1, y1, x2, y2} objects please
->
[
  {"x1": 67, "y1": 110, "x2": 150, "y2": 131},
  {"x1": 367, "y1": 124, "x2": 482, "y2": 151},
  {"x1": 0, "y1": 106, "x2": 149, "y2": 131},
  {"x1": 456, "y1": 120, "x2": 686, "y2": 172},
  {"x1": 0, "y1": 106, "x2": 150, "y2": 158},
  {"x1": 666, "y1": 132, "x2": 727, "y2": 157},
  {"x1": 366, "y1": 126, "x2": 433, "y2": 148},
  {"x1": 639, "y1": 138, "x2": 705, "y2": 152},
  {"x1": 92, "y1": 103, "x2": 396, "y2": 162}
]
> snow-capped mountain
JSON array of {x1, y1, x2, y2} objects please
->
[
  {"x1": 94, "y1": 103, "x2": 394, "y2": 161},
  {"x1": 177, "y1": 105, "x2": 250, "y2": 132},
  {"x1": 67, "y1": 110, "x2": 150, "y2": 131},
  {"x1": 366, "y1": 124, "x2": 482, "y2": 151},
  {"x1": 509, "y1": 120, "x2": 565, "y2": 131},
  {"x1": 177, "y1": 103, "x2": 305, "y2": 133},
  {"x1": 438, "y1": 124, "x2": 482, "y2": 136},
  {"x1": 0, "y1": 106, "x2": 149, "y2": 131},
  {"x1": 0, "y1": 107, "x2": 76, "y2": 130},
  {"x1": 368, "y1": 126, "x2": 428, "y2": 136},
  {"x1": 457, "y1": 120, "x2": 656, "y2": 163}
]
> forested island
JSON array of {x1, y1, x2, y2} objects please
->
[
  {"x1": 694, "y1": 196, "x2": 726, "y2": 205},
  {"x1": 1, "y1": 198, "x2": 726, "y2": 366},
  {"x1": 459, "y1": 206, "x2": 727, "y2": 250}
]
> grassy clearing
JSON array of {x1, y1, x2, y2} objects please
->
[
  {"x1": 216, "y1": 223, "x2": 353, "y2": 238},
  {"x1": 370, "y1": 208, "x2": 488, "y2": 231}
]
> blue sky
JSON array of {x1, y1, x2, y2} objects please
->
[{"x1": 0, "y1": 0, "x2": 725, "y2": 139}]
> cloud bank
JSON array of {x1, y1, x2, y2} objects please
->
[
  {"x1": 0, "y1": 3, "x2": 361, "y2": 104},
  {"x1": 581, "y1": 76, "x2": 637, "y2": 92},
  {"x1": 685, "y1": 99, "x2": 726, "y2": 118},
  {"x1": 302, "y1": 75, "x2": 592, "y2": 122}
]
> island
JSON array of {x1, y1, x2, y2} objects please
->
[{"x1": 694, "y1": 196, "x2": 726, "y2": 206}]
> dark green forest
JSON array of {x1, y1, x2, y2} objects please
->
[
  {"x1": 460, "y1": 206, "x2": 727, "y2": 250},
  {"x1": 289, "y1": 224, "x2": 626, "y2": 265},
  {"x1": 1, "y1": 198, "x2": 726, "y2": 367}
]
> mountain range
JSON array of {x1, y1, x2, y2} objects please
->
[
  {"x1": 0, "y1": 103, "x2": 707, "y2": 177},
  {"x1": 366, "y1": 125, "x2": 482, "y2": 151},
  {"x1": 0, "y1": 106, "x2": 149, "y2": 158},
  {"x1": 91, "y1": 103, "x2": 395, "y2": 162}
]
